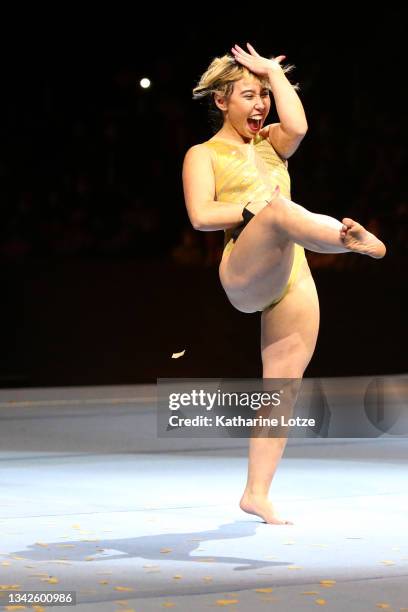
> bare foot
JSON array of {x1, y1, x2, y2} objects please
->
[
  {"x1": 240, "y1": 492, "x2": 293, "y2": 525},
  {"x1": 341, "y1": 217, "x2": 386, "y2": 258}
]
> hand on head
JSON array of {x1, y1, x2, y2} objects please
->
[{"x1": 231, "y1": 42, "x2": 286, "y2": 78}]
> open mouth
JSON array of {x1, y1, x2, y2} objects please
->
[{"x1": 247, "y1": 117, "x2": 262, "y2": 132}]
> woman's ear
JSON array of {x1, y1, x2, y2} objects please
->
[{"x1": 214, "y1": 93, "x2": 228, "y2": 112}]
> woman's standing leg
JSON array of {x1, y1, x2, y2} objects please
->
[{"x1": 240, "y1": 260, "x2": 320, "y2": 524}]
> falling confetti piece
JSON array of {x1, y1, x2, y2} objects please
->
[
  {"x1": 203, "y1": 576, "x2": 213, "y2": 582},
  {"x1": 9, "y1": 556, "x2": 25, "y2": 561},
  {"x1": 0, "y1": 585, "x2": 21, "y2": 591},
  {"x1": 319, "y1": 580, "x2": 336, "y2": 586},
  {"x1": 85, "y1": 556, "x2": 96, "y2": 561},
  {"x1": 255, "y1": 588, "x2": 273, "y2": 593},
  {"x1": 288, "y1": 566, "x2": 302, "y2": 570},
  {"x1": 4, "y1": 606, "x2": 27, "y2": 611},
  {"x1": 71, "y1": 524, "x2": 81, "y2": 529},
  {"x1": 33, "y1": 607, "x2": 46, "y2": 612},
  {"x1": 56, "y1": 544, "x2": 75, "y2": 548},
  {"x1": 216, "y1": 600, "x2": 239, "y2": 606},
  {"x1": 114, "y1": 586, "x2": 135, "y2": 592},
  {"x1": 315, "y1": 599, "x2": 327, "y2": 606},
  {"x1": 171, "y1": 349, "x2": 186, "y2": 359},
  {"x1": 143, "y1": 564, "x2": 160, "y2": 569},
  {"x1": 41, "y1": 577, "x2": 59, "y2": 584},
  {"x1": 99, "y1": 580, "x2": 109, "y2": 585},
  {"x1": 376, "y1": 605, "x2": 391, "y2": 609},
  {"x1": 173, "y1": 575, "x2": 183, "y2": 580},
  {"x1": 160, "y1": 548, "x2": 173, "y2": 554},
  {"x1": 302, "y1": 591, "x2": 320, "y2": 595},
  {"x1": 161, "y1": 604, "x2": 176, "y2": 609}
]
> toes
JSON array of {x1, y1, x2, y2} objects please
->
[{"x1": 342, "y1": 217, "x2": 354, "y2": 227}]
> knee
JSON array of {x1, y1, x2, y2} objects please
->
[{"x1": 262, "y1": 336, "x2": 313, "y2": 378}]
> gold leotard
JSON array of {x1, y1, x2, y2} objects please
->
[{"x1": 203, "y1": 133, "x2": 306, "y2": 311}]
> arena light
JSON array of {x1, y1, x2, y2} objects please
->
[{"x1": 140, "y1": 78, "x2": 151, "y2": 89}]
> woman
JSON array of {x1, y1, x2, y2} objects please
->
[{"x1": 182, "y1": 43, "x2": 386, "y2": 525}]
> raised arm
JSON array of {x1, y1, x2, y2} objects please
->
[
  {"x1": 182, "y1": 144, "x2": 248, "y2": 231},
  {"x1": 231, "y1": 43, "x2": 308, "y2": 160}
]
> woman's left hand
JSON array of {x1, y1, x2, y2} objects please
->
[{"x1": 231, "y1": 42, "x2": 285, "y2": 78}]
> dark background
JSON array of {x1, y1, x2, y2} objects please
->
[{"x1": 1, "y1": 12, "x2": 406, "y2": 387}]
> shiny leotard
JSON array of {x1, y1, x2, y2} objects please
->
[{"x1": 203, "y1": 133, "x2": 306, "y2": 311}]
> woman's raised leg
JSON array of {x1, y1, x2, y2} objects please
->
[{"x1": 219, "y1": 193, "x2": 385, "y2": 313}]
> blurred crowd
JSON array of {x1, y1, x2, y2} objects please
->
[{"x1": 0, "y1": 56, "x2": 406, "y2": 268}]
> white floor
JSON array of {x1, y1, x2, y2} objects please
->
[{"x1": 0, "y1": 383, "x2": 407, "y2": 611}]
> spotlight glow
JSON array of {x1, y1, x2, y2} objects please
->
[{"x1": 140, "y1": 78, "x2": 151, "y2": 89}]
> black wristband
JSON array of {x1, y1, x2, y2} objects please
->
[{"x1": 242, "y1": 201, "x2": 255, "y2": 224}]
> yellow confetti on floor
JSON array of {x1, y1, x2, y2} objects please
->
[
  {"x1": 380, "y1": 560, "x2": 395, "y2": 565},
  {"x1": 255, "y1": 587, "x2": 273, "y2": 593},
  {"x1": 160, "y1": 548, "x2": 173, "y2": 554},
  {"x1": 4, "y1": 606, "x2": 27, "y2": 611},
  {"x1": 161, "y1": 604, "x2": 176, "y2": 608},
  {"x1": 0, "y1": 585, "x2": 21, "y2": 590},
  {"x1": 203, "y1": 576, "x2": 213, "y2": 582},
  {"x1": 49, "y1": 560, "x2": 72, "y2": 565},
  {"x1": 80, "y1": 538, "x2": 99, "y2": 542},
  {"x1": 33, "y1": 606, "x2": 46, "y2": 612},
  {"x1": 9, "y1": 556, "x2": 25, "y2": 560},
  {"x1": 114, "y1": 586, "x2": 135, "y2": 592},
  {"x1": 376, "y1": 604, "x2": 391, "y2": 609},
  {"x1": 56, "y1": 544, "x2": 75, "y2": 548},
  {"x1": 173, "y1": 575, "x2": 183, "y2": 580},
  {"x1": 302, "y1": 591, "x2": 320, "y2": 595},
  {"x1": 99, "y1": 580, "x2": 109, "y2": 585},
  {"x1": 41, "y1": 577, "x2": 59, "y2": 584},
  {"x1": 287, "y1": 565, "x2": 302, "y2": 570},
  {"x1": 85, "y1": 556, "x2": 96, "y2": 561},
  {"x1": 172, "y1": 349, "x2": 186, "y2": 359},
  {"x1": 71, "y1": 524, "x2": 81, "y2": 529},
  {"x1": 315, "y1": 599, "x2": 327, "y2": 605},
  {"x1": 216, "y1": 600, "x2": 239, "y2": 606},
  {"x1": 319, "y1": 580, "x2": 336, "y2": 586}
]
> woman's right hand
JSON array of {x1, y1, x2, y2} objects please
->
[{"x1": 245, "y1": 186, "x2": 280, "y2": 215}]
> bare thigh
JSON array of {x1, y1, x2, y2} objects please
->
[
  {"x1": 260, "y1": 262, "x2": 320, "y2": 378},
  {"x1": 219, "y1": 203, "x2": 294, "y2": 313}
]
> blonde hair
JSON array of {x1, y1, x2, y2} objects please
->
[{"x1": 193, "y1": 53, "x2": 299, "y2": 131}]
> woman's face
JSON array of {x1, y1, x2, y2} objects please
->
[{"x1": 216, "y1": 76, "x2": 271, "y2": 140}]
